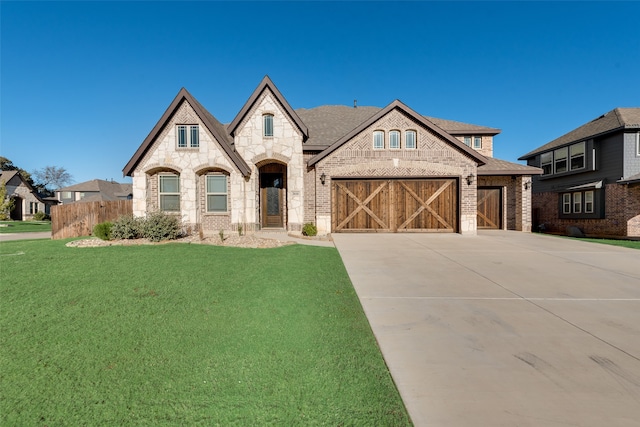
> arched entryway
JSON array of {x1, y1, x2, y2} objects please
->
[
  {"x1": 10, "y1": 196, "x2": 22, "y2": 221},
  {"x1": 258, "y1": 162, "x2": 287, "y2": 228}
]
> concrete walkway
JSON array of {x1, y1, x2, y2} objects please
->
[
  {"x1": 333, "y1": 231, "x2": 640, "y2": 427},
  {"x1": 254, "y1": 231, "x2": 334, "y2": 247},
  {"x1": 0, "y1": 231, "x2": 52, "y2": 241}
]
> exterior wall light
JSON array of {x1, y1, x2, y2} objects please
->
[
  {"x1": 465, "y1": 174, "x2": 475, "y2": 185},
  {"x1": 524, "y1": 181, "x2": 531, "y2": 190},
  {"x1": 320, "y1": 173, "x2": 326, "y2": 185}
]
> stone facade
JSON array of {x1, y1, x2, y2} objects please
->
[
  {"x1": 1, "y1": 172, "x2": 47, "y2": 221},
  {"x1": 477, "y1": 175, "x2": 533, "y2": 232},
  {"x1": 454, "y1": 135, "x2": 493, "y2": 158},
  {"x1": 532, "y1": 183, "x2": 640, "y2": 237}
]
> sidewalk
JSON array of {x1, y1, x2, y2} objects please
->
[{"x1": 0, "y1": 232, "x2": 52, "y2": 242}]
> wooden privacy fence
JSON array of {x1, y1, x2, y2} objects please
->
[{"x1": 51, "y1": 200, "x2": 132, "y2": 239}]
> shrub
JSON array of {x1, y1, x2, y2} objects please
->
[
  {"x1": 93, "y1": 222, "x2": 113, "y2": 241},
  {"x1": 302, "y1": 222, "x2": 317, "y2": 237},
  {"x1": 33, "y1": 211, "x2": 50, "y2": 221},
  {"x1": 111, "y1": 215, "x2": 143, "y2": 240},
  {"x1": 141, "y1": 211, "x2": 181, "y2": 242}
]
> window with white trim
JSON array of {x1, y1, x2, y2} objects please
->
[
  {"x1": 389, "y1": 130, "x2": 400, "y2": 149},
  {"x1": 29, "y1": 202, "x2": 38, "y2": 215},
  {"x1": 405, "y1": 130, "x2": 416, "y2": 149},
  {"x1": 636, "y1": 132, "x2": 640, "y2": 156},
  {"x1": 540, "y1": 141, "x2": 588, "y2": 176},
  {"x1": 464, "y1": 136, "x2": 471, "y2": 147},
  {"x1": 177, "y1": 125, "x2": 199, "y2": 148},
  {"x1": 554, "y1": 147, "x2": 568, "y2": 174},
  {"x1": 373, "y1": 131, "x2": 384, "y2": 149},
  {"x1": 562, "y1": 193, "x2": 571, "y2": 214},
  {"x1": 473, "y1": 136, "x2": 482, "y2": 149},
  {"x1": 570, "y1": 142, "x2": 585, "y2": 171},
  {"x1": 159, "y1": 175, "x2": 180, "y2": 212},
  {"x1": 573, "y1": 192, "x2": 582, "y2": 213},
  {"x1": 206, "y1": 175, "x2": 228, "y2": 213},
  {"x1": 263, "y1": 114, "x2": 274, "y2": 137},
  {"x1": 584, "y1": 191, "x2": 594, "y2": 213},
  {"x1": 541, "y1": 152, "x2": 553, "y2": 175}
]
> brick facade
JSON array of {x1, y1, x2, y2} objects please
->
[{"x1": 532, "y1": 183, "x2": 640, "y2": 237}]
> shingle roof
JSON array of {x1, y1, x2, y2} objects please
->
[
  {"x1": 58, "y1": 179, "x2": 133, "y2": 201},
  {"x1": 0, "y1": 170, "x2": 19, "y2": 183},
  {"x1": 519, "y1": 108, "x2": 640, "y2": 160},
  {"x1": 478, "y1": 157, "x2": 542, "y2": 176}
]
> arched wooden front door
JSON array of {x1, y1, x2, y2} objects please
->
[{"x1": 259, "y1": 163, "x2": 286, "y2": 228}]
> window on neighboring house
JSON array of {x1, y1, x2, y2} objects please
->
[
  {"x1": 263, "y1": 114, "x2": 274, "y2": 137},
  {"x1": 405, "y1": 130, "x2": 416, "y2": 149},
  {"x1": 159, "y1": 175, "x2": 180, "y2": 212},
  {"x1": 541, "y1": 152, "x2": 553, "y2": 175},
  {"x1": 177, "y1": 125, "x2": 199, "y2": 148},
  {"x1": 206, "y1": 175, "x2": 228, "y2": 213},
  {"x1": 373, "y1": 131, "x2": 384, "y2": 149},
  {"x1": 562, "y1": 193, "x2": 571, "y2": 214},
  {"x1": 636, "y1": 132, "x2": 640, "y2": 156},
  {"x1": 389, "y1": 131, "x2": 400, "y2": 149},
  {"x1": 554, "y1": 147, "x2": 568, "y2": 173},
  {"x1": 464, "y1": 136, "x2": 471, "y2": 146},
  {"x1": 573, "y1": 192, "x2": 582, "y2": 213},
  {"x1": 29, "y1": 202, "x2": 38, "y2": 215},
  {"x1": 474, "y1": 136, "x2": 482, "y2": 149},
  {"x1": 584, "y1": 191, "x2": 594, "y2": 213},
  {"x1": 570, "y1": 142, "x2": 585, "y2": 171},
  {"x1": 61, "y1": 191, "x2": 74, "y2": 203}
]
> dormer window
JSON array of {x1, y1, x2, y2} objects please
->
[
  {"x1": 177, "y1": 125, "x2": 199, "y2": 148},
  {"x1": 473, "y1": 136, "x2": 482, "y2": 149},
  {"x1": 263, "y1": 114, "x2": 274, "y2": 137}
]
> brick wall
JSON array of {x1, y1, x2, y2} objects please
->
[{"x1": 532, "y1": 183, "x2": 640, "y2": 236}]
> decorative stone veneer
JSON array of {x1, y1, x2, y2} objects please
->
[
  {"x1": 477, "y1": 175, "x2": 533, "y2": 232},
  {"x1": 315, "y1": 109, "x2": 478, "y2": 235},
  {"x1": 532, "y1": 183, "x2": 640, "y2": 237},
  {"x1": 4, "y1": 180, "x2": 45, "y2": 220},
  {"x1": 232, "y1": 90, "x2": 305, "y2": 232}
]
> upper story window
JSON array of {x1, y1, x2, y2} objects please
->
[
  {"x1": 464, "y1": 136, "x2": 471, "y2": 146},
  {"x1": 159, "y1": 174, "x2": 180, "y2": 212},
  {"x1": 636, "y1": 132, "x2": 640, "y2": 156},
  {"x1": 405, "y1": 130, "x2": 416, "y2": 149},
  {"x1": 206, "y1": 175, "x2": 228, "y2": 213},
  {"x1": 373, "y1": 131, "x2": 384, "y2": 149},
  {"x1": 177, "y1": 125, "x2": 199, "y2": 148},
  {"x1": 263, "y1": 114, "x2": 274, "y2": 137},
  {"x1": 541, "y1": 141, "x2": 586, "y2": 176},
  {"x1": 389, "y1": 131, "x2": 400, "y2": 149},
  {"x1": 473, "y1": 136, "x2": 482, "y2": 149}
]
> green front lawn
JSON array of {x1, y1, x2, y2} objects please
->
[
  {"x1": 0, "y1": 240, "x2": 410, "y2": 426},
  {"x1": 580, "y1": 237, "x2": 640, "y2": 250},
  {"x1": 0, "y1": 220, "x2": 51, "y2": 233}
]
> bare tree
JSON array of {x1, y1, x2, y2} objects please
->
[{"x1": 33, "y1": 166, "x2": 73, "y2": 192}]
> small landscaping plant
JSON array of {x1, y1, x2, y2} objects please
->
[
  {"x1": 32, "y1": 211, "x2": 50, "y2": 221},
  {"x1": 141, "y1": 211, "x2": 181, "y2": 242},
  {"x1": 111, "y1": 214, "x2": 143, "y2": 240},
  {"x1": 93, "y1": 221, "x2": 113, "y2": 241},
  {"x1": 302, "y1": 222, "x2": 318, "y2": 237}
]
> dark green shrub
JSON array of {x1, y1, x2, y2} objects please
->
[
  {"x1": 141, "y1": 211, "x2": 181, "y2": 242},
  {"x1": 33, "y1": 211, "x2": 50, "y2": 221},
  {"x1": 302, "y1": 222, "x2": 317, "y2": 237},
  {"x1": 111, "y1": 215, "x2": 143, "y2": 240},
  {"x1": 93, "y1": 221, "x2": 113, "y2": 241}
]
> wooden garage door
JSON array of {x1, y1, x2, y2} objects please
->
[
  {"x1": 332, "y1": 179, "x2": 457, "y2": 233},
  {"x1": 477, "y1": 188, "x2": 501, "y2": 229}
]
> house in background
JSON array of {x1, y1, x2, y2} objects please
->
[
  {"x1": 56, "y1": 179, "x2": 132, "y2": 204},
  {"x1": 519, "y1": 108, "x2": 640, "y2": 237},
  {"x1": 123, "y1": 76, "x2": 541, "y2": 236},
  {"x1": 0, "y1": 170, "x2": 56, "y2": 220}
]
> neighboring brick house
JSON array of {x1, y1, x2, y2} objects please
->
[
  {"x1": 0, "y1": 170, "x2": 54, "y2": 220},
  {"x1": 123, "y1": 76, "x2": 541, "y2": 235},
  {"x1": 56, "y1": 179, "x2": 132, "y2": 204},
  {"x1": 519, "y1": 108, "x2": 640, "y2": 237}
]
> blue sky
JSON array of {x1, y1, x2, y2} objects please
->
[{"x1": 2, "y1": 1, "x2": 639, "y2": 186}]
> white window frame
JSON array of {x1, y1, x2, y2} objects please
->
[
  {"x1": 464, "y1": 136, "x2": 471, "y2": 147},
  {"x1": 570, "y1": 142, "x2": 585, "y2": 171},
  {"x1": 541, "y1": 152, "x2": 553, "y2": 175},
  {"x1": 584, "y1": 191, "x2": 594, "y2": 213},
  {"x1": 389, "y1": 130, "x2": 400, "y2": 149},
  {"x1": 206, "y1": 175, "x2": 228, "y2": 213},
  {"x1": 373, "y1": 131, "x2": 384, "y2": 149},
  {"x1": 636, "y1": 132, "x2": 640, "y2": 156},
  {"x1": 176, "y1": 125, "x2": 199, "y2": 148},
  {"x1": 159, "y1": 174, "x2": 180, "y2": 212},
  {"x1": 405, "y1": 130, "x2": 416, "y2": 149},
  {"x1": 554, "y1": 147, "x2": 568, "y2": 174},
  {"x1": 562, "y1": 193, "x2": 571, "y2": 214},
  {"x1": 263, "y1": 114, "x2": 274, "y2": 137},
  {"x1": 473, "y1": 136, "x2": 482, "y2": 149},
  {"x1": 573, "y1": 192, "x2": 582, "y2": 213},
  {"x1": 29, "y1": 202, "x2": 38, "y2": 215}
]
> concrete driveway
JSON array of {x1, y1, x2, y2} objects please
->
[{"x1": 332, "y1": 231, "x2": 640, "y2": 427}]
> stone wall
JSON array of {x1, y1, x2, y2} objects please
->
[{"x1": 454, "y1": 135, "x2": 494, "y2": 158}]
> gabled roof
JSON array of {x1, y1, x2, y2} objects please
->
[
  {"x1": 423, "y1": 116, "x2": 500, "y2": 135},
  {"x1": 58, "y1": 179, "x2": 133, "y2": 200},
  {"x1": 307, "y1": 100, "x2": 487, "y2": 167},
  {"x1": 227, "y1": 75, "x2": 309, "y2": 140},
  {"x1": 123, "y1": 88, "x2": 251, "y2": 177},
  {"x1": 519, "y1": 107, "x2": 640, "y2": 160},
  {"x1": 478, "y1": 157, "x2": 542, "y2": 176},
  {"x1": 0, "y1": 170, "x2": 47, "y2": 202}
]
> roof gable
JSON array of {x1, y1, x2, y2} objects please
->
[
  {"x1": 123, "y1": 88, "x2": 251, "y2": 177},
  {"x1": 58, "y1": 179, "x2": 133, "y2": 198},
  {"x1": 227, "y1": 75, "x2": 309, "y2": 140},
  {"x1": 520, "y1": 107, "x2": 640, "y2": 160},
  {"x1": 308, "y1": 100, "x2": 487, "y2": 167}
]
